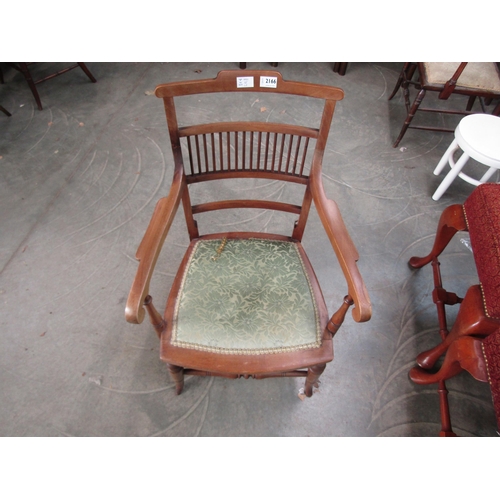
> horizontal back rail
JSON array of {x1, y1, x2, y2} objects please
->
[
  {"x1": 155, "y1": 70, "x2": 344, "y2": 101},
  {"x1": 184, "y1": 170, "x2": 309, "y2": 185},
  {"x1": 191, "y1": 200, "x2": 302, "y2": 215},
  {"x1": 179, "y1": 122, "x2": 319, "y2": 139}
]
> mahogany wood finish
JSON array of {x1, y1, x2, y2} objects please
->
[
  {"x1": 410, "y1": 335, "x2": 489, "y2": 386},
  {"x1": 8, "y1": 62, "x2": 96, "y2": 110},
  {"x1": 125, "y1": 70, "x2": 371, "y2": 397},
  {"x1": 408, "y1": 196, "x2": 500, "y2": 435},
  {"x1": 389, "y1": 62, "x2": 500, "y2": 147}
]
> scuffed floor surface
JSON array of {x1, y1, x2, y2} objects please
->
[{"x1": 1, "y1": 62, "x2": 498, "y2": 436}]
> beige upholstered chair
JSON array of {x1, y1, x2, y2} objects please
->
[{"x1": 389, "y1": 62, "x2": 500, "y2": 147}]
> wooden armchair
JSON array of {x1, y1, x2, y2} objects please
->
[{"x1": 125, "y1": 70, "x2": 371, "y2": 397}]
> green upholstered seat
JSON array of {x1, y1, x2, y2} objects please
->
[{"x1": 171, "y1": 238, "x2": 322, "y2": 355}]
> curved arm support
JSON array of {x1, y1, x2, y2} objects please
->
[
  {"x1": 125, "y1": 171, "x2": 185, "y2": 324},
  {"x1": 409, "y1": 204, "x2": 466, "y2": 269},
  {"x1": 310, "y1": 175, "x2": 372, "y2": 323}
]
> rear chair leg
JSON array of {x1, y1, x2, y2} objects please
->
[
  {"x1": 304, "y1": 364, "x2": 326, "y2": 397},
  {"x1": 167, "y1": 364, "x2": 185, "y2": 395},
  {"x1": 393, "y1": 87, "x2": 426, "y2": 148}
]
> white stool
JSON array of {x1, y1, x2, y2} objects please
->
[{"x1": 432, "y1": 113, "x2": 500, "y2": 201}]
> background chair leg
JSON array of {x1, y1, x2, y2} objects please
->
[
  {"x1": 438, "y1": 381, "x2": 457, "y2": 436},
  {"x1": 466, "y1": 95, "x2": 476, "y2": 112},
  {"x1": 393, "y1": 87, "x2": 426, "y2": 147},
  {"x1": 167, "y1": 364, "x2": 185, "y2": 395},
  {"x1": 388, "y1": 62, "x2": 414, "y2": 100},
  {"x1": 19, "y1": 63, "x2": 43, "y2": 110},
  {"x1": 0, "y1": 104, "x2": 11, "y2": 117},
  {"x1": 304, "y1": 364, "x2": 326, "y2": 397},
  {"x1": 332, "y1": 62, "x2": 347, "y2": 76},
  {"x1": 78, "y1": 63, "x2": 97, "y2": 83}
]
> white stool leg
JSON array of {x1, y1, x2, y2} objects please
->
[
  {"x1": 434, "y1": 139, "x2": 459, "y2": 176},
  {"x1": 479, "y1": 167, "x2": 499, "y2": 183},
  {"x1": 432, "y1": 150, "x2": 470, "y2": 201}
]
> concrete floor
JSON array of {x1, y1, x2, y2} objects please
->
[{"x1": 0, "y1": 62, "x2": 498, "y2": 437}]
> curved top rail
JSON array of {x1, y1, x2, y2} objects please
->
[{"x1": 155, "y1": 70, "x2": 344, "y2": 101}]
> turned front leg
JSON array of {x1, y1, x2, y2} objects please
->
[{"x1": 304, "y1": 364, "x2": 326, "y2": 398}]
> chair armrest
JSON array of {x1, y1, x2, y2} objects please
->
[
  {"x1": 311, "y1": 176, "x2": 372, "y2": 323},
  {"x1": 125, "y1": 172, "x2": 185, "y2": 324}
]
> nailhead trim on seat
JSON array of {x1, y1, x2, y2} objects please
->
[
  {"x1": 463, "y1": 184, "x2": 500, "y2": 320},
  {"x1": 482, "y1": 329, "x2": 500, "y2": 430}
]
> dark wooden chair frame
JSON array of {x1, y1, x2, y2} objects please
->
[
  {"x1": 0, "y1": 66, "x2": 12, "y2": 116},
  {"x1": 408, "y1": 204, "x2": 500, "y2": 435},
  {"x1": 7, "y1": 62, "x2": 96, "y2": 110},
  {"x1": 125, "y1": 69, "x2": 371, "y2": 397},
  {"x1": 0, "y1": 104, "x2": 11, "y2": 117},
  {"x1": 389, "y1": 62, "x2": 500, "y2": 148},
  {"x1": 239, "y1": 63, "x2": 347, "y2": 75}
]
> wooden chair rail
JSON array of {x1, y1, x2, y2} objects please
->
[
  {"x1": 185, "y1": 170, "x2": 309, "y2": 185},
  {"x1": 191, "y1": 200, "x2": 302, "y2": 215},
  {"x1": 179, "y1": 122, "x2": 319, "y2": 138},
  {"x1": 155, "y1": 70, "x2": 345, "y2": 101}
]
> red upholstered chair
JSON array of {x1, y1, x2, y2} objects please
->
[{"x1": 408, "y1": 183, "x2": 500, "y2": 435}]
